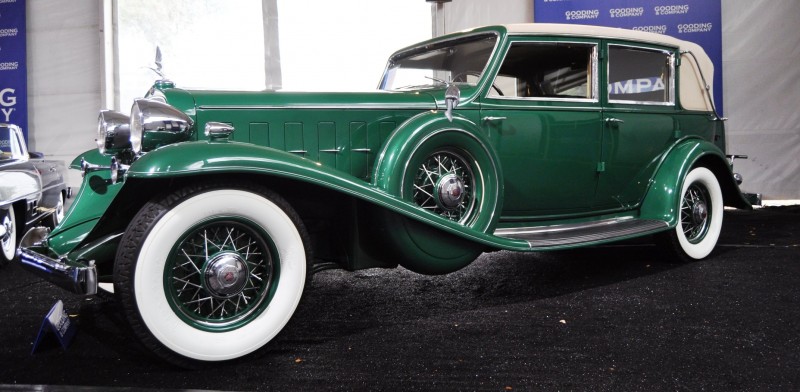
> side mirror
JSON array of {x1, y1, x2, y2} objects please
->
[{"x1": 444, "y1": 84, "x2": 460, "y2": 122}]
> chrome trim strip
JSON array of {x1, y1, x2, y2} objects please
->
[
  {"x1": 197, "y1": 104, "x2": 436, "y2": 111},
  {"x1": 486, "y1": 96, "x2": 599, "y2": 104},
  {"x1": 495, "y1": 217, "x2": 634, "y2": 237},
  {"x1": 351, "y1": 148, "x2": 371, "y2": 153},
  {"x1": 494, "y1": 218, "x2": 668, "y2": 248},
  {"x1": 480, "y1": 105, "x2": 602, "y2": 112}
]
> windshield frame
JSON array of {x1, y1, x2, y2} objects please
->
[{"x1": 378, "y1": 31, "x2": 500, "y2": 92}]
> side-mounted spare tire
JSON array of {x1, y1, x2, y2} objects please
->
[
  {"x1": 114, "y1": 182, "x2": 311, "y2": 368},
  {"x1": 373, "y1": 117, "x2": 503, "y2": 274}
]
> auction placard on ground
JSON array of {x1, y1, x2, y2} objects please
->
[
  {"x1": 534, "y1": 0, "x2": 722, "y2": 114},
  {"x1": 0, "y1": 0, "x2": 27, "y2": 141}
]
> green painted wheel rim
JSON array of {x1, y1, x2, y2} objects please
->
[{"x1": 163, "y1": 217, "x2": 279, "y2": 332}]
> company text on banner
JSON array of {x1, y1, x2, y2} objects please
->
[{"x1": 0, "y1": 0, "x2": 27, "y2": 141}]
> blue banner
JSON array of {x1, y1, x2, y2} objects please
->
[
  {"x1": 0, "y1": 0, "x2": 27, "y2": 141},
  {"x1": 534, "y1": 0, "x2": 722, "y2": 114}
]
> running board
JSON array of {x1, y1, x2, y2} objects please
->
[{"x1": 494, "y1": 218, "x2": 668, "y2": 249}]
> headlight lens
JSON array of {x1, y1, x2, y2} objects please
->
[
  {"x1": 96, "y1": 110, "x2": 131, "y2": 154},
  {"x1": 129, "y1": 98, "x2": 193, "y2": 154},
  {"x1": 130, "y1": 101, "x2": 144, "y2": 153}
]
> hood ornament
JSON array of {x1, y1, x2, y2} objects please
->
[
  {"x1": 147, "y1": 46, "x2": 172, "y2": 84},
  {"x1": 146, "y1": 46, "x2": 174, "y2": 88},
  {"x1": 147, "y1": 46, "x2": 165, "y2": 79}
]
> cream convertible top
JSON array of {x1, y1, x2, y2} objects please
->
[{"x1": 484, "y1": 24, "x2": 716, "y2": 112}]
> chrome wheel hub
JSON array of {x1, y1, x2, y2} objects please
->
[
  {"x1": 204, "y1": 252, "x2": 249, "y2": 298},
  {"x1": 435, "y1": 174, "x2": 466, "y2": 210},
  {"x1": 692, "y1": 201, "x2": 708, "y2": 226},
  {"x1": 412, "y1": 150, "x2": 476, "y2": 223},
  {"x1": 166, "y1": 220, "x2": 274, "y2": 329},
  {"x1": 681, "y1": 184, "x2": 711, "y2": 243}
]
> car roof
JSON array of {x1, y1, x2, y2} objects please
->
[{"x1": 500, "y1": 23, "x2": 699, "y2": 51}]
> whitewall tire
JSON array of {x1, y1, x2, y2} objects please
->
[
  {"x1": 658, "y1": 167, "x2": 724, "y2": 261},
  {"x1": 1, "y1": 207, "x2": 16, "y2": 264},
  {"x1": 114, "y1": 184, "x2": 310, "y2": 367}
]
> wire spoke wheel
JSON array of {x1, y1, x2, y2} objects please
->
[
  {"x1": 412, "y1": 150, "x2": 476, "y2": 224},
  {"x1": 115, "y1": 185, "x2": 310, "y2": 366},
  {"x1": 656, "y1": 167, "x2": 723, "y2": 261},
  {"x1": 680, "y1": 184, "x2": 711, "y2": 244},
  {"x1": 166, "y1": 219, "x2": 275, "y2": 330}
]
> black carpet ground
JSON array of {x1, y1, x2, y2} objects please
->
[{"x1": 0, "y1": 207, "x2": 798, "y2": 391}]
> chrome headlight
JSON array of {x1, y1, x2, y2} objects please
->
[
  {"x1": 96, "y1": 110, "x2": 131, "y2": 154},
  {"x1": 129, "y1": 98, "x2": 194, "y2": 154}
]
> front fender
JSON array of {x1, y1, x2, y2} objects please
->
[
  {"x1": 640, "y1": 138, "x2": 751, "y2": 227},
  {"x1": 125, "y1": 140, "x2": 521, "y2": 248}
]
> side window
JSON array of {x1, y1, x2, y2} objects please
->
[
  {"x1": 489, "y1": 42, "x2": 596, "y2": 100},
  {"x1": 608, "y1": 45, "x2": 674, "y2": 104}
]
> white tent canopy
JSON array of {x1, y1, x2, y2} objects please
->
[{"x1": 24, "y1": 0, "x2": 800, "y2": 200}]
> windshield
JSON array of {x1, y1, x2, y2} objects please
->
[
  {"x1": 0, "y1": 125, "x2": 25, "y2": 161},
  {"x1": 379, "y1": 33, "x2": 498, "y2": 91}
]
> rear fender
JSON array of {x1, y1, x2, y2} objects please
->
[{"x1": 640, "y1": 139, "x2": 751, "y2": 227}]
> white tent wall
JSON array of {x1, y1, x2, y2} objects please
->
[
  {"x1": 26, "y1": 0, "x2": 104, "y2": 187},
  {"x1": 24, "y1": 0, "x2": 800, "y2": 199},
  {"x1": 721, "y1": 0, "x2": 800, "y2": 200},
  {"x1": 432, "y1": 0, "x2": 532, "y2": 35}
]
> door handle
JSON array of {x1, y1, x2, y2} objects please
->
[
  {"x1": 605, "y1": 117, "x2": 624, "y2": 124},
  {"x1": 482, "y1": 116, "x2": 507, "y2": 122}
]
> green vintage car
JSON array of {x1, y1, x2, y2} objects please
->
[{"x1": 18, "y1": 24, "x2": 753, "y2": 366}]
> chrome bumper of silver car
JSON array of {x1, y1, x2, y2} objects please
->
[{"x1": 16, "y1": 227, "x2": 98, "y2": 296}]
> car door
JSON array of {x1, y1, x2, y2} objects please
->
[
  {"x1": 480, "y1": 39, "x2": 604, "y2": 218},
  {"x1": 597, "y1": 43, "x2": 679, "y2": 210}
]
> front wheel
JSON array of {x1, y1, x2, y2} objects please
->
[
  {"x1": 114, "y1": 183, "x2": 310, "y2": 367},
  {"x1": 657, "y1": 167, "x2": 724, "y2": 261}
]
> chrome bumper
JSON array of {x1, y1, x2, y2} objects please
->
[{"x1": 16, "y1": 227, "x2": 98, "y2": 296}]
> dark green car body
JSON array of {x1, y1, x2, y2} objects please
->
[{"x1": 18, "y1": 24, "x2": 751, "y2": 366}]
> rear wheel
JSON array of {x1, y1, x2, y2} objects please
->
[
  {"x1": 1, "y1": 207, "x2": 16, "y2": 265},
  {"x1": 657, "y1": 167, "x2": 723, "y2": 261},
  {"x1": 114, "y1": 183, "x2": 310, "y2": 367}
]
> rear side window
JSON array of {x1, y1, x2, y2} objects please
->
[
  {"x1": 489, "y1": 42, "x2": 596, "y2": 100},
  {"x1": 608, "y1": 45, "x2": 674, "y2": 105}
]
